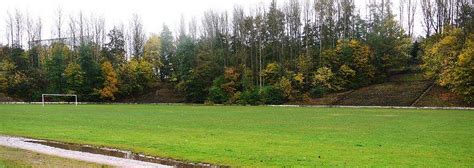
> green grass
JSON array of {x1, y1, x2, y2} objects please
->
[
  {"x1": 0, "y1": 104, "x2": 472, "y2": 167},
  {"x1": 0, "y1": 145, "x2": 107, "y2": 168}
]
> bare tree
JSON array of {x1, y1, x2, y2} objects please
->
[
  {"x1": 55, "y1": 6, "x2": 63, "y2": 39},
  {"x1": 284, "y1": 0, "x2": 301, "y2": 70},
  {"x1": 302, "y1": 0, "x2": 313, "y2": 56},
  {"x1": 78, "y1": 11, "x2": 85, "y2": 43},
  {"x1": 36, "y1": 17, "x2": 42, "y2": 42},
  {"x1": 14, "y1": 9, "x2": 24, "y2": 48},
  {"x1": 25, "y1": 11, "x2": 35, "y2": 49},
  {"x1": 129, "y1": 14, "x2": 145, "y2": 59},
  {"x1": 178, "y1": 14, "x2": 187, "y2": 39},
  {"x1": 399, "y1": 0, "x2": 406, "y2": 29},
  {"x1": 188, "y1": 17, "x2": 198, "y2": 40},
  {"x1": 92, "y1": 15, "x2": 106, "y2": 47},
  {"x1": 85, "y1": 14, "x2": 93, "y2": 43},
  {"x1": 339, "y1": 0, "x2": 355, "y2": 39},
  {"x1": 68, "y1": 15, "x2": 77, "y2": 47},
  {"x1": 421, "y1": 0, "x2": 435, "y2": 36},
  {"x1": 6, "y1": 10, "x2": 15, "y2": 47},
  {"x1": 406, "y1": 0, "x2": 417, "y2": 37}
]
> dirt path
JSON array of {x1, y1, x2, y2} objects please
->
[
  {"x1": 0, "y1": 136, "x2": 170, "y2": 168},
  {"x1": 411, "y1": 82, "x2": 435, "y2": 106}
]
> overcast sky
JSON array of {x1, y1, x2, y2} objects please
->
[{"x1": 0, "y1": 0, "x2": 424, "y2": 43}]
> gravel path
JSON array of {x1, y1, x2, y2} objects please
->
[{"x1": 0, "y1": 136, "x2": 170, "y2": 168}]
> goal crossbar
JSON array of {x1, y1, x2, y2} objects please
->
[{"x1": 42, "y1": 94, "x2": 78, "y2": 106}]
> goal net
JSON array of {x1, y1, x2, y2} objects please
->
[{"x1": 42, "y1": 94, "x2": 78, "y2": 106}]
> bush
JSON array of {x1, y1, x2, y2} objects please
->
[
  {"x1": 310, "y1": 86, "x2": 327, "y2": 98},
  {"x1": 313, "y1": 67, "x2": 342, "y2": 91},
  {"x1": 208, "y1": 76, "x2": 228, "y2": 104},
  {"x1": 238, "y1": 89, "x2": 261, "y2": 105},
  {"x1": 260, "y1": 86, "x2": 285, "y2": 104}
]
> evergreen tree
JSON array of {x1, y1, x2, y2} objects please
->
[
  {"x1": 64, "y1": 62, "x2": 84, "y2": 94},
  {"x1": 46, "y1": 43, "x2": 68, "y2": 94},
  {"x1": 159, "y1": 24, "x2": 175, "y2": 81},
  {"x1": 105, "y1": 27, "x2": 126, "y2": 66},
  {"x1": 78, "y1": 43, "x2": 103, "y2": 100}
]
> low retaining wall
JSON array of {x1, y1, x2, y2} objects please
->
[
  {"x1": 267, "y1": 104, "x2": 474, "y2": 110},
  {"x1": 0, "y1": 102, "x2": 472, "y2": 110}
]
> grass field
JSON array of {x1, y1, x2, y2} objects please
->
[
  {"x1": 0, "y1": 104, "x2": 472, "y2": 167},
  {"x1": 0, "y1": 145, "x2": 108, "y2": 168}
]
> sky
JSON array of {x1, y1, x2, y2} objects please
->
[{"x1": 0, "y1": 0, "x2": 424, "y2": 43}]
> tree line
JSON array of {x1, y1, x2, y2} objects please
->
[
  {"x1": 0, "y1": 0, "x2": 472, "y2": 104},
  {"x1": 421, "y1": 0, "x2": 473, "y2": 103}
]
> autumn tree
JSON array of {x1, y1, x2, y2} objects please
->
[
  {"x1": 143, "y1": 34, "x2": 161, "y2": 77},
  {"x1": 98, "y1": 61, "x2": 119, "y2": 100},
  {"x1": 422, "y1": 28, "x2": 473, "y2": 102}
]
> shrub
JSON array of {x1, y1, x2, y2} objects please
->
[
  {"x1": 310, "y1": 86, "x2": 327, "y2": 98},
  {"x1": 238, "y1": 89, "x2": 261, "y2": 105},
  {"x1": 262, "y1": 63, "x2": 284, "y2": 85},
  {"x1": 277, "y1": 76, "x2": 293, "y2": 99},
  {"x1": 228, "y1": 91, "x2": 241, "y2": 104},
  {"x1": 208, "y1": 76, "x2": 228, "y2": 104},
  {"x1": 313, "y1": 67, "x2": 342, "y2": 91},
  {"x1": 260, "y1": 86, "x2": 285, "y2": 104}
]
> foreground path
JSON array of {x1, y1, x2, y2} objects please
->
[{"x1": 0, "y1": 136, "x2": 170, "y2": 168}]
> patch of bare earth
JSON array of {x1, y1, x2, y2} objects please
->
[{"x1": 414, "y1": 85, "x2": 473, "y2": 107}]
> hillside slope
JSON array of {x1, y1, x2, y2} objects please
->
[
  {"x1": 0, "y1": 93, "x2": 22, "y2": 102},
  {"x1": 306, "y1": 72, "x2": 472, "y2": 107},
  {"x1": 120, "y1": 82, "x2": 184, "y2": 103},
  {"x1": 335, "y1": 73, "x2": 433, "y2": 106},
  {"x1": 413, "y1": 85, "x2": 473, "y2": 107}
]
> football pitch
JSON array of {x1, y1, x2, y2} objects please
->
[{"x1": 0, "y1": 104, "x2": 472, "y2": 167}]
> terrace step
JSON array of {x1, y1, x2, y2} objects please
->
[{"x1": 121, "y1": 82, "x2": 184, "y2": 103}]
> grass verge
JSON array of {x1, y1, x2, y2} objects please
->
[{"x1": 0, "y1": 145, "x2": 108, "y2": 168}]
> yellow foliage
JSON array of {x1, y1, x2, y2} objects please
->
[
  {"x1": 422, "y1": 28, "x2": 473, "y2": 102},
  {"x1": 143, "y1": 34, "x2": 162, "y2": 69},
  {"x1": 339, "y1": 64, "x2": 356, "y2": 78},
  {"x1": 277, "y1": 76, "x2": 292, "y2": 99},
  {"x1": 313, "y1": 67, "x2": 342, "y2": 91},
  {"x1": 294, "y1": 73, "x2": 305, "y2": 86},
  {"x1": 99, "y1": 61, "x2": 119, "y2": 100},
  {"x1": 297, "y1": 54, "x2": 312, "y2": 75},
  {"x1": 262, "y1": 63, "x2": 283, "y2": 85}
]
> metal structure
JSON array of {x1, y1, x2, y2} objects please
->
[
  {"x1": 41, "y1": 94, "x2": 78, "y2": 106},
  {"x1": 28, "y1": 36, "x2": 93, "y2": 48}
]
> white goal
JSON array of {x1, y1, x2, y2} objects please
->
[{"x1": 42, "y1": 94, "x2": 78, "y2": 106}]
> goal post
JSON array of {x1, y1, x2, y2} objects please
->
[{"x1": 42, "y1": 94, "x2": 78, "y2": 106}]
